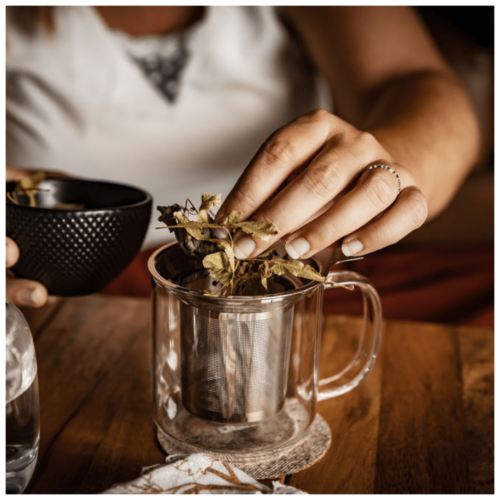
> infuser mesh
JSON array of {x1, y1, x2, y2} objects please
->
[{"x1": 180, "y1": 304, "x2": 294, "y2": 421}]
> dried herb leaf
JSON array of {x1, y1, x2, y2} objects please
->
[
  {"x1": 197, "y1": 210, "x2": 210, "y2": 224},
  {"x1": 222, "y1": 211, "x2": 243, "y2": 226},
  {"x1": 225, "y1": 245, "x2": 236, "y2": 272},
  {"x1": 260, "y1": 260, "x2": 272, "y2": 290},
  {"x1": 261, "y1": 276, "x2": 268, "y2": 290},
  {"x1": 202, "y1": 252, "x2": 233, "y2": 286},
  {"x1": 157, "y1": 204, "x2": 219, "y2": 258},
  {"x1": 170, "y1": 221, "x2": 219, "y2": 229},
  {"x1": 268, "y1": 259, "x2": 326, "y2": 282},
  {"x1": 214, "y1": 239, "x2": 236, "y2": 271},
  {"x1": 233, "y1": 221, "x2": 278, "y2": 241},
  {"x1": 174, "y1": 211, "x2": 206, "y2": 240},
  {"x1": 10, "y1": 172, "x2": 45, "y2": 207},
  {"x1": 199, "y1": 193, "x2": 222, "y2": 212}
]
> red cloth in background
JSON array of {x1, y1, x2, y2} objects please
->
[
  {"x1": 102, "y1": 245, "x2": 494, "y2": 328},
  {"x1": 102, "y1": 247, "x2": 157, "y2": 298},
  {"x1": 323, "y1": 246, "x2": 494, "y2": 328}
]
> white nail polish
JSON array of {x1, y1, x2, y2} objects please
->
[
  {"x1": 234, "y1": 236, "x2": 256, "y2": 259},
  {"x1": 19, "y1": 289, "x2": 36, "y2": 305},
  {"x1": 19, "y1": 288, "x2": 45, "y2": 306},
  {"x1": 31, "y1": 288, "x2": 45, "y2": 305},
  {"x1": 213, "y1": 228, "x2": 228, "y2": 239},
  {"x1": 342, "y1": 239, "x2": 364, "y2": 257},
  {"x1": 285, "y1": 237, "x2": 310, "y2": 260}
]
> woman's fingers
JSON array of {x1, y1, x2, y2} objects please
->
[
  {"x1": 341, "y1": 186, "x2": 428, "y2": 256},
  {"x1": 6, "y1": 237, "x2": 48, "y2": 307},
  {"x1": 217, "y1": 109, "x2": 333, "y2": 223},
  {"x1": 240, "y1": 132, "x2": 392, "y2": 257},
  {"x1": 283, "y1": 164, "x2": 403, "y2": 259},
  {"x1": 285, "y1": 183, "x2": 427, "y2": 259},
  {"x1": 231, "y1": 133, "x2": 396, "y2": 259},
  {"x1": 6, "y1": 237, "x2": 19, "y2": 267},
  {"x1": 6, "y1": 277, "x2": 48, "y2": 307},
  {"x1": 219, "y1": 108, "x2": 426, "y2": 261}
]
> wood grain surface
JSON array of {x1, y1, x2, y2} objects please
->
[
  {"x1": 23, "y1": 295, "x2": 493, "y2": 494},
  {"x1": 25, "y1": 296, "x2": 164, "y2": 494},
  {"x1": 287, "y1": 316, "x2": 382, "y2": 494},
  {"x1": 373, "y1": 321, "x2": 470, "y2": 494},
  {"x1": 458, "y1": 328, "x2": 494, "y2": 493}
]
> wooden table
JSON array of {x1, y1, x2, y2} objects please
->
[{"x1": 22, "y1": 295, "x2": 493, "y2": 494}]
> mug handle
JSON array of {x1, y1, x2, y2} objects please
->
[{"x1": 317, "y1": 270, "x2": 382, "y2": 402}]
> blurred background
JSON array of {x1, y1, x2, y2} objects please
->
[{"x1": 407, "y1": 6, "x2": 493, "y2": 247}]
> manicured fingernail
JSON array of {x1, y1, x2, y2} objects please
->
[
  {"x1": 285, "y1": 237, "x2": 310, "y2": 260},
  {"x1": 234, "y1": 236, "x2": 256, "y2": 259},
  {"x1": 213, "y1": 228, "x2": 228, "y2": 239},
  {"x1": 342, "y1": 239, "x2": 364, "y2": 257},
  {"x1": 19, "y1": 288, "x2": 42, "y2": 306}
]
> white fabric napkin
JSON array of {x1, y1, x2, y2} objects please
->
[{"x1": 102, "y1": 453, "x2": 305, "y2": 494}]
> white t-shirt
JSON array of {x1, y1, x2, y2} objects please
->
[{"x1": 7, "y1": 6, "x2": 326, "y2": 248}]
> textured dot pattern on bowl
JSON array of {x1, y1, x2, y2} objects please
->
[{"x1": 7, "y1": 177, "x2": 152, "y2": 296}]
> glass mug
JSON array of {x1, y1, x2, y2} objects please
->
[{"x1": 149, "y1": 242, "x2": 381, "y2": 459}]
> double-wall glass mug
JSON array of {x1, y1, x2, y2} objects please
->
[{"x1": 149, "y1": 242, "x2": 382, "y2": 461}]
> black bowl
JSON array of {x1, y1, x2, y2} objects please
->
[{"x1": 6, "y1": 177, "x2": 152, "y2": 296}]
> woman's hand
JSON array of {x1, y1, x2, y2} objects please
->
[
  {"x1": 217, "y1": 109, "x2": 428, "y2": 260},
  {"x1": 7, "y1": 165, "x2": 49, "y2": 307},
  {"x1": 219, "y1": 6, "x2": 479, "y2": 261},
  {"x1": 6, "y1": 237, "x2": 48, "y2": 307}
]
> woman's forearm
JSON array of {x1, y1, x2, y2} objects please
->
[{"x1": 363, "y1": 71, "x2": 480, "y2": 219}]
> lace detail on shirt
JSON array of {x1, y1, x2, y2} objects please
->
[{"x1": 115, "y1": 31, "x2": 190, "y2": 103}]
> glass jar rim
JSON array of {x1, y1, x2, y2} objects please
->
[{"x1": 147, "y1": 242, "x2": 323, "y2": 305}]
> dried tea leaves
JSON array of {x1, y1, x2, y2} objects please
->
[
  {"x1": 157, "y1": 193, "x2": 327, "y2": 296},
  {"x1": 157, "y1": 204, "x2": 219, "y2": 259},
  {"x1": 7, "y1": 172, "x2": 45, "y2": 207}
]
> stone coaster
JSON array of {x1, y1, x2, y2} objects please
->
[{"x1": 156, "y1": 413, "x2": 331, "y2": 480}]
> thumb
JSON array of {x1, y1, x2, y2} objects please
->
[
  {"x1": 6, "y1": 237, "x2": 20, "y2": 268},
  {"x1": 7, "y1": 278, "x2": 48, "y2": 308}
]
